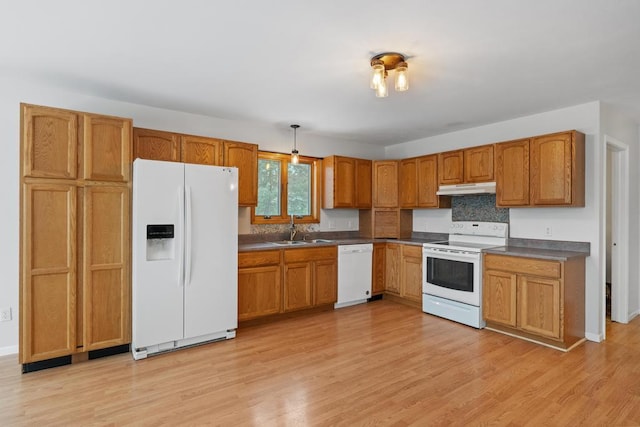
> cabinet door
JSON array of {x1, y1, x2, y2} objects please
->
[
  {"x1": 372, "y1": 243, "x2": 386, "y2": 294},
  {"x1": 384, "y1": 244, "x2": 401, "y2": 295},
  {"x1": 438, "y1": 150, "x2": 464, "y2": 185},
  {"x1": 355, "y1": 159, "x2": 372, "y2": 208},
  {"x1": 464, "y1": 145, "x2": 494, "y2": 183},
  {"x1": 417, "y1": 155, "x2": 442, "y2": 207},
  {"x1": 399, "y1": 158, "x2": 417, "y2": 208},
  {"x1": 530, "y1": 132, "x2": 573, "y2": 205},
  {"x1": 400, "y1": 245, "x2": 422, "y2": 302},
  {"x1": 22, "y1": 104, "x2": 78, "y2": 179},
  {"x1": 483, "y1": 270, "x2": 517, "y2": 327},
  {"x1": 82, "y1": 115, "x2": 132, "y2": 182},
  {"x1": 21, "y1": 183, "x2": 77, "y2": 363},
  {"x1": 133, "y1": 128, "x2": 180, "y2": 162},
  {"x1": 238, "y1": 265, "x2": 282, "y2": 321},
  {"x1": 82, "y1": 185, "x2": 131, "y2": 350},
  {"x1": 334, "y1": 156, "x2": 356, "y2": 207},
  {"x1": 518, "y1": 275, "x2": 561, "y2": 339},
  {"x1": 182, "y1": 135, "x2": 222, "y2": 166},
  {"x1": 373, "y1": 161, "x2": 398, "y2": 207},
  {"x1": 283, "y1": 262, "x2": 313, "y2": 311},
  {"x1": 314, "y1": 259, "x2": 337, "y2": 305},
  {"x1": 496, "y1": 139, "x2": 530, "y2": 207},
  {"x1": 223, "y1": 141, "x2": 258, "y2": 206}
]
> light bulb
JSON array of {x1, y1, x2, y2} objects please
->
[
  {"x1": 370, "y1": 60, "x2": 385, "y2": 89},
  {"x1": 375, "y1": 77, "x2": 388, "y2": 98},
  {"x1": 395, "y1": 61, "x2": 408, "y2": 91}
]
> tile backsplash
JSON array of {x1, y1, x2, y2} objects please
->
[{"x1": 451, "y1": 194, "x2": 509, "y2": 223}]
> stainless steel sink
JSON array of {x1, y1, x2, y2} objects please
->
[
  {"x1": 271, "y1": 240, "x2": 309, "y2": 246},
  {"x1": 309, "y1": 239, "x2": 334, "y2": 243}
]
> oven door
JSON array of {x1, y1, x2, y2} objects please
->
[{"x1": 423, "y1": 248, "x2": 481, "y2": 306}]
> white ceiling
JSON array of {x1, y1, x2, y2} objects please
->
[{"x1": 3, "y1": 0, "x2": 640, "y2": 146}]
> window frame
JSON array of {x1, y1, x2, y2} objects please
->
[{"x1": 251, "y1": 151, "x2": 321, "y2": 224}]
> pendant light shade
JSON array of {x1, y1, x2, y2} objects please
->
[{"x1": 290, "y1": 124, "x2": 300, "y2": 164}]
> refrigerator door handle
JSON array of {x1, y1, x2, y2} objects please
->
[
  {"x1": 185, "y1": 185, "x2": 193, "y2": 287},
  {"x1": 178, "y1": 186, "x2": 185, "y2": 287}
]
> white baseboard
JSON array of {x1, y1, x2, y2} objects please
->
[
  {"x1": 585, "y1": 332, "x2": 603, "y2": 343},
  {"x1": 0, "y1": 345, "x2": 18, "y2": 357},
  {"x1": 628, "y1": 309, "x2": 640, "y2": 321}
]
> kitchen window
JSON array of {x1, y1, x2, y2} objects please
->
[{"x1": 252, "y1": 151, "x2": 320, "y2": 224}]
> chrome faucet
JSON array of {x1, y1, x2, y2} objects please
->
[{"x1": 289, "y1": 215, "x2": 297, "y2": 241}]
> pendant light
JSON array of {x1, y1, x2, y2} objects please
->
[{"x1": 290, "y1": 124, "x2": 300, "y2": 164}]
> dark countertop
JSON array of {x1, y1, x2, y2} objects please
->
[
  {"x1": 483, "y1": 245, "x2": 589, "y2": 261},
  {"x1": 238, "y1": 237, "x2": 440, "y2": 252}
]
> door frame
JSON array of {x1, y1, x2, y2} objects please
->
[{"x1": 603, "y1": 135, "x2": 629, "y2": 327}]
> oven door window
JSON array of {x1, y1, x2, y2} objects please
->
[{"x1": 427, "y1": 257, "x2": 474, "y2": 292}]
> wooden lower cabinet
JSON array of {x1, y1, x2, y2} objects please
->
[
  {"x1": 483, "y1": 253, "x2": 585, "y2": 350},
  {"x1": 383, "y1": 243, "x2": 423, "y2": 305},
  {"x1": 20, "y1": 182, "x2": 131, "y2": 363},
  {"x1": 372, "y1": 243, "x2": 386, "y2": 295},
  {"x1": 21, "y1": 182, "x2": 78, "y2": 362},
  {"x1": 384, "y1": 244, "x2": 401, "y2": 295},
  {"x1": 284, "y1": 247, "x2": 337, "y2": 312},
  {"x1": 82, "y1": 184, "x2": 130, "y2": 350},
  {"x1": 400, "y1": 245, "x2": 423, "y2": 303},
  {"x1": 238, "y1": 250, "x2": 282, "y2": 321}
]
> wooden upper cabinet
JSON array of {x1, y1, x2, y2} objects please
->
[
  {"x1": 373, "y1": 160, "x2": 399, "y2": 207},
  {"x1": 323, "y1": 156, "x2": 371, "y2": 208},
  {"x1": 496, "y1": 139, "x2": 530, "y2": 207},
  {"x1": 437, "y1": 150, "x2": 464, "y2": 185},
  {"x1": 22, "y1": 104, "x2": 78, "y2": 179},
  {"x1": 133, "y1": 128, "x2": 180, "y2": 162},
  {"x1": 21, "y1": 182, "x2": 77, "y2": 363},
  {"x1": 223, "y1": 141, "x2": 258, "y2": 206},
  {"x1": 464, "y1": 144, "x2": 494, "y2": 183},
  {"x1": 400, "y1": 154, "x2": 450, "y2": 209},
  {"x1": 82, "y1": 185, "x2": 131, "y2": 350},
  {"x1": 399, "y1": 158, "x2": 418, "y2": 208},
  {"x1": 355, "y1": 159, "x2": 372, "y2": 208},
  {"x1": 530, "y1": 131, "x2": 585, "y2": 207},
  {"x1": 82, "y1": 115, "x2": 132, "y2": 182},
  {"x1": 325, "y1": 156, "x2": 355, "y2": 208},
  {"x1": 181, "y1": 135, "x2": 222, "y2": 166}
]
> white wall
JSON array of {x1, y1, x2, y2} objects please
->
[
  {"x1": 386, "y1": 102, "x2": 608, "y2": 341},
  {"x1": 600, "y1": 103, "x2": 640, "y2": 321},
  {"x1": 0, "y1": 74, "x2": 383, "y2": 354}
]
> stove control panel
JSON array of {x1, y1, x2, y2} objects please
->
[{"x1": 449, "y1": 221, "x2": 508, "y2": 238}]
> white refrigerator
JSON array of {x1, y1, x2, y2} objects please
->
[{"x1": 132, "y1": 159, "x2": 238, "y2": 360}]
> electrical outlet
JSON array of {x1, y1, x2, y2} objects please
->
[
  {"x1": 0, "y1": 307, "x2": 11, "y2": 322},
  {"x1": 545, "y1": 226, "x2": 553, "y2": 237}
]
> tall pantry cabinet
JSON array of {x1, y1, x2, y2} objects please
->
[{"x1": 20, "y1": 104, "x2": 132, "y2": 368}]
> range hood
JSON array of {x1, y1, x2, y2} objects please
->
[{"x1": 436, "y1": 182, "x2": 496, "y2": 196}]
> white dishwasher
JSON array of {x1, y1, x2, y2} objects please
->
[{"x1": 335, "y1": 243, "x2": 373, "y2": 309}]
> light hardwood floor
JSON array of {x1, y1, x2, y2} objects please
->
[{"x1": 2, "y1": 300, "x2": 639, "y2": 426}]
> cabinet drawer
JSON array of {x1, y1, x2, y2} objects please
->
[
  {"x1": 238, "y1": 250, "x2": 281, "y2": 268},
  {"x1": 484, "y1": 254, "x2": 560, "y2": 278},
  {"x1": 284, "y1": 246, "x2": 337, "y2": 263},
  {"x1": 401, "y1": 244, "x2": 422, "y2": 258}
]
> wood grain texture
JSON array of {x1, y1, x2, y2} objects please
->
[
  {"x1": 132, "y1": 127, "x2": 180, "y2": 162},
  {"x1": 372, "y1": 243, "x2": 386, "y2": 294},
  {"x1": 496, "y1": 138, "x2": 530, "y2": 206},
  {"x1": 438, "y1": 150, "x2": 464, "y2": 185},
  {"x1": 22, "y1": 104, "x2": 78, "y2": 179},
  {"x1": 181, "y1": 134, "x2": 222, "y2": 166},
  {"x1": 354, "y1": 158, "x2": 372, "y2": 208},
  {"x1": 463, "y1": 144, "x2": 494, "y2": 182},
  {"x1": 372, "y1": 160, "x2": 398, "y2": 207},
  {"x1": 223, "y1": 140, "x2": 258, "y2": 206},
  {"x1": 82, "y1": 114, "x2": 132, "y2": 182},
  {"x1": 4, "y1": 300, "x2": 639, "y2": 426}
]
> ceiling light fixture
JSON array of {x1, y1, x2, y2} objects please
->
[
  {"x1": 290, "y1": 124, "x2": 300, "y2": 164},
  {"x1": 370, "y1": 52, "x2": 409, "y2": 97}
]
